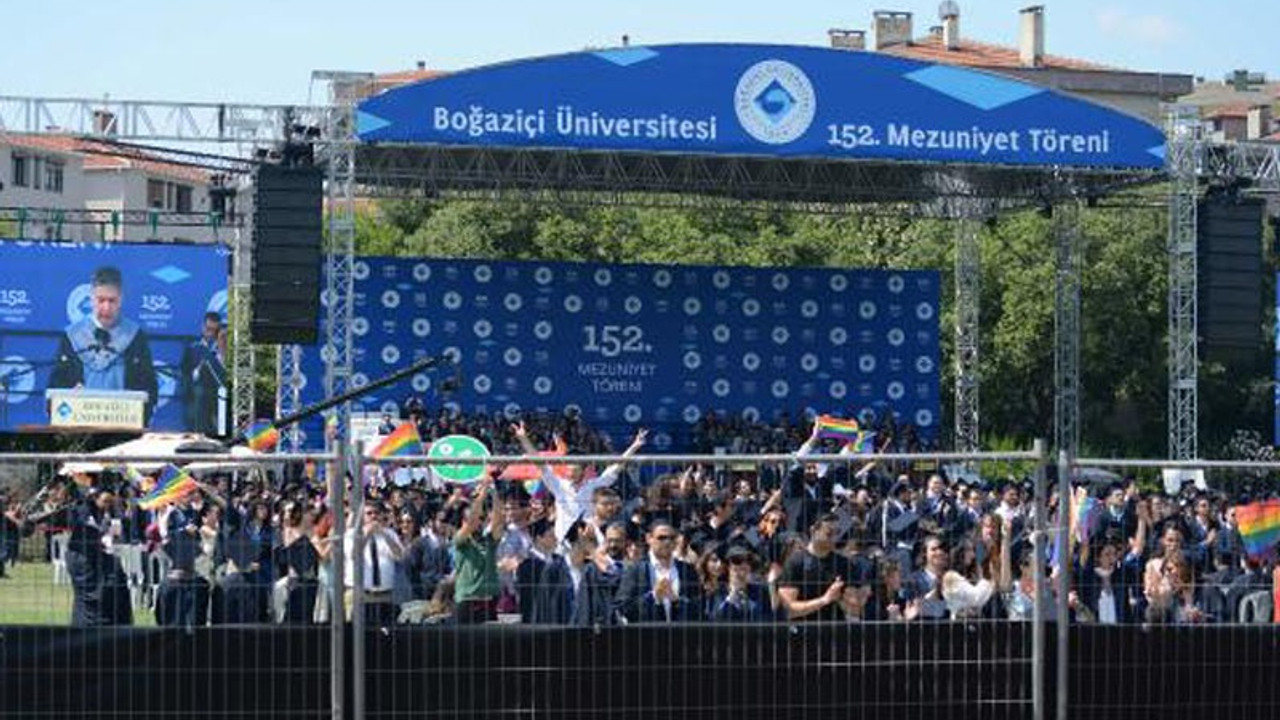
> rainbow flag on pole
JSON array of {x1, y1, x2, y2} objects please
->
[
  {"x1": 1235, "y1": 499, "x2": 1280, "y2": 559},
  {"x1": 137, "y1": 464, "x2": 199, "y2": 511},
  {"x1": 842, "y1": 431, "x2": 877, "y2": 455},
  {"x1": 815, "y1": 414, "x2": 861, "y2": 442},
  {"x1": 115, "y1": 464, "x2": 155, "y2": 492},
  {"x1": 369, "y1": 422, "x2": 425, "y2": 459},
  {"x1": 246, "y1": 421, "x2": 280, "y2": 452}
]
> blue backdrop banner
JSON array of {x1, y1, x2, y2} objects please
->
[
  {"x1": 358, "y1": 43, "x2": 1165, "y2": 170},
  {"x1": 0, "y1": 240, "x2": 228, "y2": 432},
  {"x1": 296, "y1": 258, "x2": 939, "y2": 451}
]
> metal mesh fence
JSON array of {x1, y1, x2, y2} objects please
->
[{"x1": 12, "y1": 446, "x2": 1280, "y2": 719}]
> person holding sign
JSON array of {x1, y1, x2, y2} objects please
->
[
  {"x1": 513, "y1": 422, "x2": 647, "y2": 542},
  {"x1": 49, "y1": 266, "x2": 158, "y2": 424}
]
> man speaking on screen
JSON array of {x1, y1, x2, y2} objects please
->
[{"x1": 50, "y1": 266, "x2": 159, "y2": 424}]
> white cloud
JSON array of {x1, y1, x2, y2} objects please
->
[{"x1": 1094, "y1": 6, "x2": 1182, "y2": 46}]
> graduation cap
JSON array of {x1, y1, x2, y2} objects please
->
[{"x1": 843, "y1": 556, "x2": 878, "y2": 588}]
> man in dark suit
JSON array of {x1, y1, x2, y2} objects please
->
[
  {"x1": 180, "y1": 311, "x2": 226, "y2": 435},
  {"x1": 612, "y1": 519, "x2": 702, "y2": 623},
  {"x1": 49, "y1": 266, "x2": 158, "y2": 424},
  {"x1": 514, "y1": 518, "x2": 556, "y2": 619},
  {"x1": 531, "y1": 521, "x2": 611, "y2": 625},
  {"x1": 782, "y1": 423, "x2": 835, "y2": 534}
]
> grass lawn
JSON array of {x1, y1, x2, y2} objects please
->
[{"x1": 0, "y1": 561, "x2": 155, "y2": 626}]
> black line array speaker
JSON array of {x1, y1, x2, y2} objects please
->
[
  {"x1": 251, "y1": 165, "x2": 323, "y2": 345},
  {"x1": 1197, "y1": 195, "x2": 1264, "y2": 356}
]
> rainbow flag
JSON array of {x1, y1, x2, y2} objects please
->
[
  {"x1": 843, "y1": 431, "x2": 877, "y2": 455},
  {"x1": 1235, "y1": 499, "x2": 1280, "y2": 559},
  {"x1": 501, "y1": 437, "x2": 571, "y2": 495},
  {"x1": 137, "y1": 464, "x2": 198, "y2": 511},
  {"x1": 115, "y1": 464, "x2": 155, "y2": 493},
  {"x1": 816, "y1": 414, "x2": 861, "y2": 442},
  {"x1": 246, "y1": 421, "x2": 280, "y2": 452},
  {"x1": 1073, "y1": 496, "x2": 1104, "y2": 542},
  {"x1": 369, "y1": 422, "x2": 424, "y2": 459}
]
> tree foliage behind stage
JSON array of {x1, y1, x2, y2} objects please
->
[{"x1": 352, "y1": 196, "x2": 1275, "y2": 458}]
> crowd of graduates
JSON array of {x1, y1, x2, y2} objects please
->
[{"x1": 1, "y1": 408, "x2": 1278, "y2": 628}]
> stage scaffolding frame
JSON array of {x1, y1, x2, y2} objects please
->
[{"x1": 6, "y1": 92, "x2": 1280, "y2": 462}]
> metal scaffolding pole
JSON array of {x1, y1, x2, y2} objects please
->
[
  {"x1": 229, "y1": 226, "x2": 254, "y2": 433},
  {"x1": 1166, "y1": 106, "x2": 1201, "y2": 460},
  {"x1": 276, "y1": 345, "x2": 304, "y2": 451},
  {"x1": 953, "y1": 202, "x2": 983, "y2": 453},
  {"x1": 1053, "y1": 195, "x2": 1083, "y2": 458}
]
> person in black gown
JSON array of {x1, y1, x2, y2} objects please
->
[{"x1": 274, "y1": 500, "x2": 320, "y2": 624}]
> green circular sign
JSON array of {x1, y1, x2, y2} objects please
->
[{"x1": 427, "y1": 434, "x2": 491, "y2": 484}]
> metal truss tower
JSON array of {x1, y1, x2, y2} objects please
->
[
  {"x1": 1166, "y1": 106, "x2": 1202, "y2": 460},
  {"x1": 952, "y1": 204, "x2": 983, "y2": 454},
  {"x1": 1053, "y1": 195, "x2": 1083, "y2": 458},
  {"x1": 229, "y1": 225, "x2": 255, "y2": 433}
]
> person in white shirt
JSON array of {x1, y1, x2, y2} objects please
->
[
  {"x1": 344, "y1": 501, "x2": 404, "y2": 627},
  {"x1": 513, "y1": 422, "x2": 647, "y2": 542}
]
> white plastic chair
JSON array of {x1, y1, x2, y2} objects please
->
[
  {"x1": 1238, "y1": 591, "x2": 1273, "y2": 624},
  {"x1": 146, "y1": 551, "x2": 172, "y2": 610},
  {"x1": 116, "y1": 544, "x2": 146, "y2": 608},
  {"x1": 50, "y1": 532, "x2": 71, "y2": 585}
]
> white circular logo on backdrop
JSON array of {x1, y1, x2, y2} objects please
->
[
  {"x1": 860, "y1": 301, "x2": 878, "y2": 320},
  {"x1": 413, "y1": 263, "x2": 431, "y2": 282},
  {"x1": 915, "y1": 409, "x2": 934, "y2": 427},
  {"x1": 713, "y1": 379, "x2": 731, "y2": 397},
  {"x1": 771, "y1": 273, "x2": 790, "y2": 292},
  {"x1": 859, "y1": 355, "x2": 877, "y2": 373},
  {"x1": 742, "y1": 353, "x2": 761, "y2": 372},
  {"x1": 534, "y1": 321, "x2": 553, "y2": 340},
  {"x1": 683, "y1": 298, "x2": 702, "y2": 316},
  {"x1": 352, "y1": 317, "x2": 369, "y2": 336},
  {"x1": 624, "y1": 296, "x2": 643, "y2": 315},
  {"x1": 683, "y1": 405, "x2": 701, "y2": 423},
  {"x1": 828, "y1": 381, "x2": 847, "y2": 400},
  {"x1": 742, "y1": 407, "x2": 761, "y2": 423},
  {"x1": 320, "y1": 289, "x2": 335, "y2": 309},
  {"x1": 917, "y1": 302, "x2": 935, "y2": 321},
  {"x1": 771, "y1": 380, "x2": 790, "y2": 399},
  {"x1": 887, "y1": 328, "x2": 905, "y2": 347},
  {"x1": 801, "y1": 353, "x2": 819, "y2": 372},
  {"x1": 473, "y1": 320, "x2": 492, "y2": 339},
  {"x1": 683, "y1": 351, "x2": 702, "y2": 370},
  {"x1": 412, "y1": 318, "x2": 431, "y2": 338},
  {"x1": 353, "y1": 262, "x2": 370, "y2": 280},
  {"x1": 771, "y1": 327, "x2": 790, "y2": 345},
  {"x1": 888, "y1": 275, "x2": 905, "y2": 294},
  {"x1": 916, "y1": 356, "x2": 935, "y2": 373},
  {"x1": 801, "y1": 300, "x2": 819, "y2": 318},
  {"x1": 381, "y1": 400, "x2": 400, "y2": 416},
  {"x1": 734, "y1": 60, "x2": 817, "y2": 145},
  {"x1": 443, "y1": 292, "x2": 462, "y2": 310},
  {"x1": 829, "y1": 327, "x2": 848, "y2": 346},
  {"x1": 381, "y1": 345, "x2": 400, "y2": 365},
  {"x1": 534, "y1": 376, "x2": 553, "y2": 395},
  {"x1": 0, "y1": 356, "x2": 35, "y2": 403},
  {"x1": 65, "y1": 283, "x2": 92, "y2": 324},
  {"x1": 713, "y1": 271, "x2": 731, "y2": 290},
  {"x1": 887, "y1": 381, "x2": 905, "y2": 400},
  {"x1": 504, "y1": 348, "x2": 523, "y2": 367},
  {"x1": 624, "y1": 404, "x2": 643, "y2": 423},
  {"x1": 381, "y1": 290, "x2": 401, "y2": 309},
  {"x1": 564, "y1": 295, "x2": 582, "y2": 313},
  {"x1": 351, "y1": 373, "x2": 369, "y2": 389},
  {"x1": 474, "y1": 265, "x2": 492, "y2": 283},
  {"x1": 504, "y1": 403, "x2": 522, "y2": 420},
  {"x1": 504, "y1": 293, "x2": 523, "y2": 312},
  {"x1": 742, "y1": 299, "x2": 761, "y2": 317},
  {"x1": 829, "y1": 275, "x2": 848, "y2": 292},
  {"x1": 412, "y1": 374, "x2": 431, "y2": 392},
  {"x1": 535, "y1": 267, "x2": 553, "y2": 285},
  {"x1": 713, "y1": 325, "x2": 731, "y2": 343},
  {"x1": 653, "y1": 270, "x2": 672, "y2": 288},
  {"x1": 594, "y1": 269, "x2": 612, "y2": 287},
  {"x1": 474, "y1": 375, "x2": 492, "y2": 394}
]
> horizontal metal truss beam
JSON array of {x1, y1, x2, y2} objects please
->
[
  {"x1": 0, "y1": 96, "x2": 328, "y2": 144},
  {"x1": 0, "y1": 207, "x2": 243, "y2": 228},
  {"x1": 1203, "y1": 141, "x2": 1280, "y2": 192},
  {"x1": 355, "y1": 145, "x2": 1161, "y2": 211}
]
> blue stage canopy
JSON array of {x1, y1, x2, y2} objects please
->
[{"x1": 357, "y1": 44, "x2": 1165, "y2": 171}]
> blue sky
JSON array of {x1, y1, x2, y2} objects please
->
[{"x1": 2, "y1": 1, "x2": 1273, "y2": 104}]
